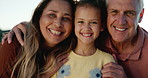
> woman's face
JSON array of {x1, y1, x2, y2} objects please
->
[{"x1": 39, "y1": 0, "x2": 73, "y2": 47}]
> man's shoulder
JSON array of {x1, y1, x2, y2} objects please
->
[
  {"x1": 1, "y1": 37, "x2": 21, "y2": 49},
  {"x1": 140, "y1": 27, "x2": 148, "y2": 50},
  {"x1": 140, "y1": 27, "x2": 148, "y2": 36},
  {"x1": 0, "y1": 36, "x2": 21, "y2": 56}
]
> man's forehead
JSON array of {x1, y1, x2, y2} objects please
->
[{"x1": 107, "y1": 0, "x2": 143, "y2": 8}]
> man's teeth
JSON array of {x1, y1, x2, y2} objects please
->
[
  {"x1": 115, "y1": 27, "x2": 126, "y2": 31},
  {"x1": 82, "y1": 34, "x2": 91, "y2": 36},
  {"x1": 50, "y1": 29, "x2": 61, "y2": 35}
]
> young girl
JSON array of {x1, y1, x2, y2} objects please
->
[{"x1": 51, "y1": 0, "x2": 115, "y2": 78}]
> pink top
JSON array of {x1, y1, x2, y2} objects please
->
[{"x1": 101, "y1": 26, "x2": 148, "y2": 78}]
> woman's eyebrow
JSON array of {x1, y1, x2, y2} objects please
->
[{"x1": 48, "y1": 10, "x2": 72, "y2": 17}]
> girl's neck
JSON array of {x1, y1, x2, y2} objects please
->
[{"x1": 74, "y1": 42, "x2": 96, "y2": 56}]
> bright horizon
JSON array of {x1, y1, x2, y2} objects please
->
[{"x1": 0, "y1": 0, "x2": 148, "y2": 31}]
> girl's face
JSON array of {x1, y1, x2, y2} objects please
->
[
  {"x1": 75, "y1": 6, "x2": 103, "y2": 45},
  {"x1": 39, "y1": 0, "x2": 73, "y2": 47}
]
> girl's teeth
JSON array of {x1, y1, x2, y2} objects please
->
[
  {"x1": 50, "y1": 29, "x2": 61, "y2": 35},
  {"x1": 82, "y1": 34, "x2": 91, "y2": 36}
]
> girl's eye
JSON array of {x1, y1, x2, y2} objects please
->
[
  {"x1": 48, "y1": 14, "x2": 56, "y2": 18},
  {"x1": 91, "y1": 21, "x2": 98, "y2": 24},
  {"x1": 78, "y1": 21, "x2": 84, "y2": 24}
]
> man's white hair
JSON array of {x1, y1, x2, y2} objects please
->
[{"x1": 105, "y1": 0, "x2": 144, "y2": 11}]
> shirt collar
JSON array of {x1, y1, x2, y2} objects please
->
[{"x1": 105, "y1": 26, "x2": 145, "y2": 61}]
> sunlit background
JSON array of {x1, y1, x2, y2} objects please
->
[{"x1": 0, "y1": 0, "x2": 148, "y2": 31}]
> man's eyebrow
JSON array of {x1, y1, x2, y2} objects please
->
[{"x1": 125, "y1": 10, "x2": 136, "y2": 12}]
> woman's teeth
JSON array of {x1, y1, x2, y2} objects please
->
[{"x1": 50, "y1": 29, "x2": 61, "y2": 35}]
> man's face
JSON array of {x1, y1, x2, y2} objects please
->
[{"x1": 107, "y1": 0, "x2": 144, "y2": 43}]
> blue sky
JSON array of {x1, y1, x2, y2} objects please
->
[{"x1": 0, "y1": 0, "x2": 148, "y2": 31}]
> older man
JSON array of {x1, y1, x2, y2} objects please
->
[{"x1": 101, "y1": 0, "x2": 148, "y2": 78}]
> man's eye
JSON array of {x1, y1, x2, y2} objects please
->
[
  {"x1": 126, "y1": 11, "x2": 136, "y2": 17},
  {"x1": 110, "y1": 10, "x2": 118, "y2": 15},
  {"x1": 48, "y1": 14, "x2": 56, "y2": 18}
]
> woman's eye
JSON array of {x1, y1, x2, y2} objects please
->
[
  {"x1": 48, "y1": 14, "x2": 56, "y2": 18},
  {"x1": 62, "y1": 17, "x2": 71, "y2": 22}
]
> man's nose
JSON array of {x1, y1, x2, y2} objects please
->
[{"x1": 117, "y1": 14, "x2": 127, "y2": 25}]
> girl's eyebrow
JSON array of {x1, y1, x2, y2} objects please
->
[
  {"x1": 90, "y1": 19, "x2": 99, "y2": 21},
  {"x1": 76, "y1": 18, "x2": 99, "y2": 21},
  {"x1": 76, "y1": 18, "x2": 84, "y2": 20}
]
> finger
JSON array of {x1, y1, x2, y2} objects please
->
[
  {"x1": 112, "y1": 54, "x2": 118, "y2": 63},
  {"x1": 102, "y1": 63, "x2": 124, "y2": 74},
  {"x1": 1, "y1": 34, "x2": 8, "y2": 45},
  {"x1": 17, "y1": 23, "x2": 27, "y2": 35},
  {"x1": 52, "y1": 54, "x2": 69, "y2": 73},
  {"x1": 101, "y1": 67, "x2": 121, "y2": 78},
  {"x1": 57, "y1": 57, "x2": 69, "y2": 67},
  {"x1": 56, "y1": 53, "x2": 69, "y2": 63},
  {"x1": 102, "y1": 68, "x2": 127, "y2": 78},
  {"x1": 102, "y1": 71, "x2": 117, "y2": 78},
  {"x1": 101, "y1": 63, "x2": 125, "y2": 78},
  {"x1": 7, "y1": 30, "x2": 15, "y2": 44},
  {"x1": 103, "y1": 62, "x2": 122, "y2": 69},
  {"x1": 13, "y1": 27, "x2": 24, "y2": 46}
]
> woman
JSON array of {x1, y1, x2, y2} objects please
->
[{"x1": 0, "y1": 0, "x2": 75, "y2": 78}]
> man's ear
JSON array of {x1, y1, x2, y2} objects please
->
[{"x1": 139, "y1": 8, "x2": 144, "y2": 23}]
